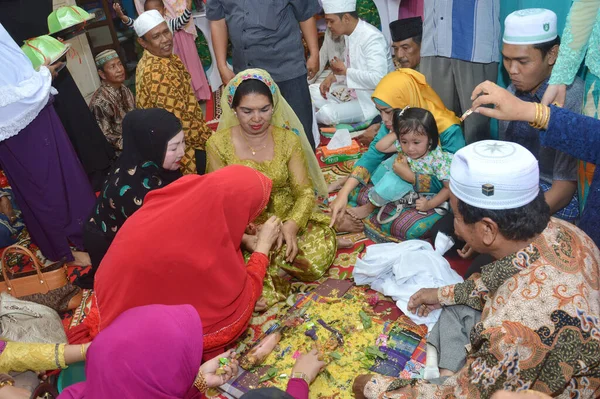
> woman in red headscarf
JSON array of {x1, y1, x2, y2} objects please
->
[{"x1": 93, "y1": 165, "x2": 281, "y2": 357}]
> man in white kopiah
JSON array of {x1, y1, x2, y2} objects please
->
[
  {"x1": 309, "y1": 0, "x2": 393, "y2": 126},
  {"x1": 353, "y1": 140, "x2": 600, "y2": 399}
]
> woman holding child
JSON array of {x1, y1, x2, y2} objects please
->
[{"x1": 329, "y1": 69, "x2": 466, "y2": 242}]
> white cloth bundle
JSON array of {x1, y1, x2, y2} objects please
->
[{"x1": 353, "y1": 240, "x2": 463, "y2": 330}]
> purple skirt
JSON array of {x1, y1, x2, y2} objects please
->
[{"x1": 0, "y1": 98, "x2": 95, "y2": 261}]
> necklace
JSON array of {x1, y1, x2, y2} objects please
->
[{"x1": 240, "y1": 130, "x2": 269, "y2": 156}]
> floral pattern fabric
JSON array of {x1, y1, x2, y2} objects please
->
[{"x1": 363, "y1": 218, "x2": 600, "y2": 398}]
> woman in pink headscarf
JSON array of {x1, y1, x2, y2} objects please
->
[{"x1": 59, "y1": 304, "x2": 238, "y2": 398}]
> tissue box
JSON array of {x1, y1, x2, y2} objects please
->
[{"x1": 320, "y1": 140, "x2": 361, "y2": 164}]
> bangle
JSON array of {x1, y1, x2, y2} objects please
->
[
  {"x1": 541, "y1": 104, "x2": 551, "y2": 129},
  {"x1": 291, "y1": 371, "x2": 310, "y2": 385},
  {"x1": 193, "y1": 369, "x2": 209, "y2": 393},
  {"x1": 81, "y1": 344, "x2": 87, "y2": 361}
]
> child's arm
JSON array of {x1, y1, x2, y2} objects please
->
[
  {"x1": 113, "y1": 3, "x2": 133, "y2": 26},
  {"x1": 169, "y1": 5, "x2": 193, "y2": 31},
  {"x1": 415, "y1": 182, "x2": 449, "y2": 212},
  {"x1": 374, "y1": 133, "x2": 398, "y2": 153}
]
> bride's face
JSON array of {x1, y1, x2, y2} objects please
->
[{"x1": 235, "y1": 92, "x2": 274, "y2": 136}]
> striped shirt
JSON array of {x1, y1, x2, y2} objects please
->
[
  {"x1": 125, "y1": 8, "x2": 192, "y2": 32},
  {"x1": 421, "y1": 0, "x2": 500, "y2": 64}
]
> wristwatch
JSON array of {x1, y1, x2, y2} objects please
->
[{"x1": 290, "y1": 371, "x2": 310, "y2": 385}]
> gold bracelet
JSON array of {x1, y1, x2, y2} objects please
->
[
  {"x1": 80, "y1": 344, "x2": 87, "y2": 361},
  {"x1": 541, "y1": 104, "x2": 551, "y2": 130},
  {"x1": 529, "y1": 103, "x2": 543, "y2": 129},
  {"x1": 193, "y1": 369, "x2": 208, "y2": 393}
]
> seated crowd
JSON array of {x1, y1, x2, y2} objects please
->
[{"x1": 0, "y1": 0, "x2": 599, "y2": 398}]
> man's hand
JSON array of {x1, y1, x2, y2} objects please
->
[
  {"x1": 407, "y1": 288, "x2": 441, "y2": 317},
  {"x1": 219, "y1": 66, "x2": 235, "y2": 86},
  {"x1": 330, "y1": 56, "x2": 347, "y2": 76},
  {"x1": 457, "y1": 243, "x2": 475, "y2": 259},
  {"x1": 306, "y1": 54, "x2": 319, "y2": 80},
  {"x1": 319, "y1": 74, "x2": 334, "y2": 99}
]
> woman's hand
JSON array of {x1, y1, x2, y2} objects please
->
[
  {"x1": 255, "y1": 216, "x2": 282, "y2": 255},
  {"x1": 541, "y1": 84, "x2": 566, "y2": 107},
  {"x1": 470, "y1": 81, "x2": 537, "y2": 122},
  {"x1": 329, "y1": 195, "x2": 348, "y2": 228},
  {"x1": 241, "y1": 233, "x2": 258, "y2": 253},
  {"x1": 281, "y1": 220, "x2": 299, "y2": 262},
  {"x1": 291, "y1": 349, "x2": 326, "y2": 384},
  {"x1": 407, "y1": 288, "x2": 441, "y2": 317},
  {"x1": 199, "y1": 350, "x2": 239, "y2": 388}
]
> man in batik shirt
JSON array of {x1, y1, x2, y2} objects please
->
[
  {"x1": 354, "y1": 141, "x2": 600, "y2": 398},
  {"x1": 134, "y1": 10, "x2": 212, "y2": 174},
  {"x1": 89, "y1": 49, "x2": 135, "y2": 154}
]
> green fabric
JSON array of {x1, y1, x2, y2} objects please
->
[
  {"x1": 373, "y1": 98, "x2": 391, "y2": 108},
  {"x1": 548, "y1": 0, "x2": 600, "y2": 85},
  {"x1": 357, "y1": 0, "x2": 381, "y2": 29}
]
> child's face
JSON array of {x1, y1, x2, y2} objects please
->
[
  {"x1": 145, "y1": 1, "x2": 165, "y2": 16},
  {"x1": 399, "y1": 131, "x2": 429, "y2": 160}
]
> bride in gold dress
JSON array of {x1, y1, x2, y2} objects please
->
[{"x1": 207, "y1": 69, "x2": 345, "y2": 307}]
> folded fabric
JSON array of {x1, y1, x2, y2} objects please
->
[{"x1": 353, "y1": 240, "x2": 463, "y2": 330}]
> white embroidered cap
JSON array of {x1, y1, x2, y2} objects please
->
[
  {"x1": 503, "y1": 8, "x2": 557, "y2": 45},
  {"x1": 134, "y1": 10, "x2": 166, "y2": 38},
  {"x1": 450, "y1": 141, "x2": 539, "y2": 210},
  {"x1": 321, "y1": 0, "x2": 357, "y2": 14}
]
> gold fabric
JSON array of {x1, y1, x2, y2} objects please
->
[
  {"x1": 0, "y1": 342, "x2": 66, "y2": 373},
  {"x1": 207, "y1": 127, "x2": 337, "y2": 306},
  {"x1": 135, "y1": 50, "x2": 212, "y2": 174}
]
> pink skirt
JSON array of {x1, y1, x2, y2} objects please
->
[{"x1": 173, "y1": 30, "x2": 211, "y2": 101}]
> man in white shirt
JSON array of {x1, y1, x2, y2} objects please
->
[{"x1": 309, "y1": 0, "x2": 393, "y2": 125}]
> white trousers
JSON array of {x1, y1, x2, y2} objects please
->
[{"x1": 309, "y1": 83, "x2": 366, "y2": 125}]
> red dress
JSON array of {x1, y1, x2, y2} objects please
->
[{"x1": 94, "y1": 165, "x2": 272, "y2": 357}]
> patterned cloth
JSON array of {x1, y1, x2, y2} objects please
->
[
  {"x1": 0, "y1": 188, "x2": 23, "y2": 248},
  {"x1": 207, "y1": 127, "x2": 337, "y2": 306},
  {"x1": 363, "y1": 218, "x2": 600, "y2": 398},
  {"x1": 135, "y1": 50, "x2": 212, "y2": 174},
  {"x1": 89, "y1": 82, "x2": 135, "y2": 153}
]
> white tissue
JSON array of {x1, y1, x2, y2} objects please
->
[
  {"x1": 434, "y1": 232, "x2": 455, "y2": 256},
  {"x1": 326, "y1": 128, "x2": 352, "y2": 150}
]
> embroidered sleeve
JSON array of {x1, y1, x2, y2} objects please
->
[
  {"x1": 287, "y1": 135, "x2": 315, "y2": 228},
  {"x1": 543, "y1": 105, "x2": 600, "y2": 165},
  {"x1": 0, "y1": 343, "x2": 66, "y2": 373},
  {"x1": 549, "y1": 0, "x2": 600, "y2": 85}
]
